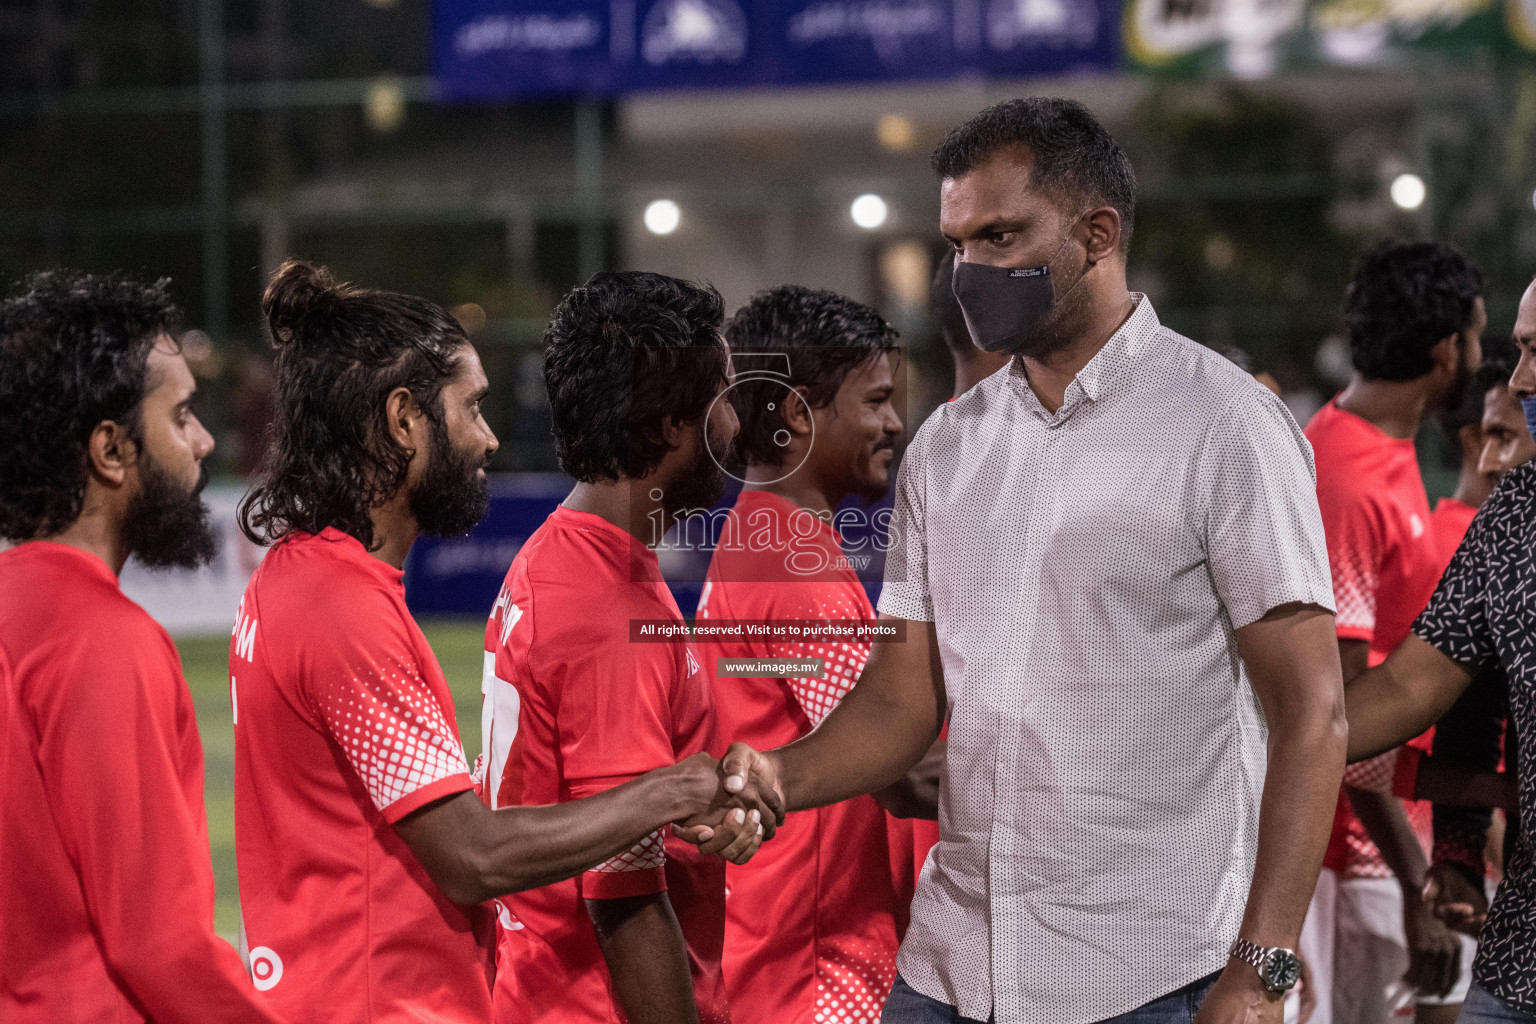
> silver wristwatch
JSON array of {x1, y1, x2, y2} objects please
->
[{"x1": 1229, "y1": 938, "x2": 1302, "y2": 994}]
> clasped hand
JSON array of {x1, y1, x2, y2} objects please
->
[{"x1": 671, "y1": 743, "x2": 787, "y2": 864}]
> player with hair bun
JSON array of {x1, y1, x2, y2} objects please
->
[{"x1": 231, "y1": 261, "x2": 771, "y2": 1024}]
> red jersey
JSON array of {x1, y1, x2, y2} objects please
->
[
  {"x1": 480, "y1": 504, "x2": 725, "y2": 1024},
  {"x1": 1306, "y1": 400, "x2": 1439, "y2": 879},
  {"x1": 0, "y1": 542, "x2": 285, "y2": 1024},
  {"x1": 695, "y1": 490, "x2": 915, "y2": 1024},
  {"x1": 231, "y1": 528, "x2": 492, "y2": 1023},
  {"x1": 0, "y1": 641, "x2": 10, "y2": 891},
  {"x1": 1432, "y1": 497, "x2": 1478, "y2": 573}
]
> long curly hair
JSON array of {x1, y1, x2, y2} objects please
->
[
  {"x1": 0, "y1": 271, "x2": 179, "y2": 541},
  {"x1": 238, "y1": 260, "x2": 466, "y2": 550}
]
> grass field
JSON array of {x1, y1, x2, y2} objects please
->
[{"x1": 176, "y1": 619, "x2": 488, "y2": 937}]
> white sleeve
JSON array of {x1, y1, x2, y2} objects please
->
[
  {"x1": 877, "y1": 423, "x2": 935, "y2": 623},
  {"x1": 1201, "y1": 391, "x2": 1336, "y2": 629}
]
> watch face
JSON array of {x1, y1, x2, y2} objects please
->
[{"x1": 1261, "y1": 950, "x2": 1302, "y2": 992}]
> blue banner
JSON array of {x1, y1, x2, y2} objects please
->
[
  {"x1": 404, "y1": 472, "x2": 889, "y2": 618},
  {"x1": 433, "y1": 0, "x2": 1120, "y2": 100},
  {"x1": 405, "y1": 473, "x2": 572, "y2": 617}
]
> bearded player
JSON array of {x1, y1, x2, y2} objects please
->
[
  {"x1": 0, "y1": 273, "x2": 289, "y2": 1023},
  {"x1": 232, "y1": 262, "x2": 768, "y2": 1024},
  {"x1": 694, "y1": 285, "x2": 917, "y2": 1024},
  {"x1": 480, "y1": 271, "x2": 747, "y2": 1024}
]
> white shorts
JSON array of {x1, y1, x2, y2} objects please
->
[
  {"x1": 1291, "y1": 870, "x2": 1477, "y2": 1023},
  {"x1": 1288, "y1": 866, "x2": 1336, "y2": 1024}
]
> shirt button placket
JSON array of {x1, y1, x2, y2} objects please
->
[{"x1": 992, "y1": 416, "x2": 1058, "y2": 1024}]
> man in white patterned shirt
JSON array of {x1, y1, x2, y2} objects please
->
[{"x1": 717, "y1": 98, "x2": 1348, "y2": 1024}]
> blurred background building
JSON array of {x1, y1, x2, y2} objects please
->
[
  {"x1": 11, "y1": 0, "x2": 1534, "y2": 933},
  {"x1": 5, "y1": 0, "x2": 1536, "y2": 532}
]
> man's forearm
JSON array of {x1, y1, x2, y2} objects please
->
[
  {"x1": 587, "y1": 893, "x2": 699, "y2": 1024},
  {"x1": 1239, "y1": 709, "x2": 1348, "y2": 948},
  {"x1": 1345, "y1": 785, "x2": 1429, "y2": 894},
  {"x1": 398, "y1": 759, "x2": 719, "y2": 904},
  {"x1": 764, "y1": 618, "x2": 946, "y2": 813},
  {"x1": 768, "y1": 657, "x2": 933, "y2": 816},
  {"x1": 1346, "y1": 636, "x2": 1472, "y2": 761},
  {"x1": 1415, "y1": 757, "x2": 1511, "y2": 809},
  {"x1": 873, "y1": 738, "x2": 944, "y2": 820},
  {"x1": 770, "y1": 669, "x2": 941, "y2": 812},
  {"x1": 478, "y1": 769, "x2": 713, "y2": 895},
  {"x1": 1428, "y1": 671, "x2": 1505, "y2": 870}
]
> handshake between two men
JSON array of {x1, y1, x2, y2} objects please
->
[
  {"x1": 670, "y1": 747, "x2": 788, "y2": 864},
  {"x1": 671, "y1": 616, "x2": 952, "y2": 866},
  {"x1": 676, "y1": 737, "x2": 926, "y2": 861}
]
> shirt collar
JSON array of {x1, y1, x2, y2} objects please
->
[
  {"x1": 1008, "y1": 294, "x2": 1159, "y2": 424},
  {"x1": 295, "y1": 527, "x2": 405, "y2": 586},
  {"x1": 2, "y1": 540, "x2": 121, "y2": 588},
  {"x1": 550, "y1": 503, "x2": 664, "y2": 580}
]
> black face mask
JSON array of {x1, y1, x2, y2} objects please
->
[{"x1": 950, "y1": 217, "x2": 1088, "y2": 355}]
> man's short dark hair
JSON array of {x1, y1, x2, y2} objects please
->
[
  {"x1": 239, "y1": 260, "x2": 467, "y2": 549},
  {"x1": 724, "y1": 286, "x2": 899, "y2": 468},
  {"x1": 1442, "y1": 336, "x2": 1515, "y2": 446},
  {"x1": 544, "y1": 271, "x2": 728, "y2": 482},
  {"x1": 0, "y1": 271, "x2": 180, "y2": 541},
  {"x1": 931, "y1": 97, "x2": 1137, "y2": 251},
  {"x1": 1344, "y1": 239, "x2": 1485, "y2": 382}
]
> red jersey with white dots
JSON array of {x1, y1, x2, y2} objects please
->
[
  {"x1": 231, "y1": 528, "x2": 493, "y2": 1023},
  {"x1": 1, "y1": 542, "x2": 290, "y2": 1024},
  {"x1": 695, "y1": 490, "x2": 916, "y2": 1024},
  {"x1": 480, "y1": 504, "x2": 725, "y2": 1024},
  {"x1": 1305, "y1": 401, "x2": 1440, "y2": 879}
]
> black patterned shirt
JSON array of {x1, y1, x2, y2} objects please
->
[{"x1": 1414, "y1": 459, "x2": 1536, "y2": 1014}]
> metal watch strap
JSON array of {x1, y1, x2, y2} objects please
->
[
  {"x1": 1229, "y1": 937, "x2": 1268, "y2": 972},
  {"x1": 1230, "y1": 938, "x2": 1300, "y2": 994}
]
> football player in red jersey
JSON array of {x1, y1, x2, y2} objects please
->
[
  {"x1": 232, "y1": 262, "x2": 773, "y2": 1024},
  {"x1": 481, "y1": 271, "x2": 748, "y2": 1024},
  {"x1": 0, "y1": 272, "x2": 290, "y2": 1023},
  {"x1": 1303, "y1": 240, "x2": 1486, "y2": 1023},
  {"x1": 694, "y1": 285, "x2": 920, "y2": 1024}
]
